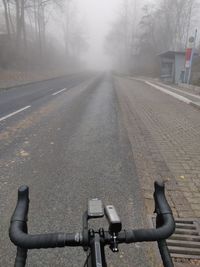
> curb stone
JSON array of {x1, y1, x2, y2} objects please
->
[
  {"x1": 131, "y1": 77, "x2": 200, "y2": 112},
  {"x1": 190, "y1": 102, "x2": 200, "y2": 110}
]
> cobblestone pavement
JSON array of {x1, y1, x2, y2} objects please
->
[{"x1": 114, "y1": 76, "x2": 200, "y2": 266}]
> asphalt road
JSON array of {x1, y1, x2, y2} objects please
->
[
  {"x1": 0, "y1": 74, "x2": 152, "y2": 266},
  {"x1": 0, "y1": 73, "x2": 91, "y2": 118}
]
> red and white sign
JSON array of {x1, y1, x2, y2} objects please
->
[{"x1": 185, "y1": 48, "x2": 192, "y2": 68}]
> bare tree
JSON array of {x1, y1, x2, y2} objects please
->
[
  {"x1": 105, "y1": 0, "x2": 137, "y2": 72},
  {"x1": 0, "y1": 0, "x2": 87, "y2": 70},
  {"x1": 60, "y1": 0, "x2": 88, "y2": 61},
  {"x1": 1, "y1": 0, "x2": 11, "y2": 38}
]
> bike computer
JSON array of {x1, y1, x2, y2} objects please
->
[{"x1": 88, "y1": 198, "x2": 104, "y2": 218}]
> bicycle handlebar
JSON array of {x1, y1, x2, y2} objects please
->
[
  {"x1": 9, "y1": 186, "x2": 82, "y2": 249},
  {"x1": 122, "y1": 181, "x2": 175, "y2": 243},
  {"x1": 9, "y1": 181, "x2": 175, "y2": 249}
]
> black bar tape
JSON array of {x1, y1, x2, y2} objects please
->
[
  {"x1": 11, "y1": 186, "x2": 29, "y2": 223},
  {"x1": 10, "y1": 221, "x2": 66, "y2": 249},
  {"x1": 154, "y1": 181, "x2": 172, "y2": 215}
]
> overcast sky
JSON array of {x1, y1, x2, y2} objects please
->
[{"x1": 76, "y1": 0, "x2": 121, "y2": 70}]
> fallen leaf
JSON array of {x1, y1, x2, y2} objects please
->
[{"x1": 20, "y1": 150, "x2": 29, "y2": 157}]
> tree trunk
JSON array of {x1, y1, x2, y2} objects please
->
[
  {"x1": 21, "y1": 0, "x2": 27, "y2": 50},
  {"x1": 15, "y1": 0, "x2": 21, "y2": 49},
  {"x1": 2, "y1": 0, "x2": 11, "y2": 38},
  {"x1": 7, "y1": 1, "x2": 15, "y2": 34},
  {"x1": 33, "y1": 0, "x2": 38, "y2": 42}
]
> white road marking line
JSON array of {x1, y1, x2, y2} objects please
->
[
  {"x1": 0, "y1": 106, "x2": 31, "y2": 122},
  {"x1": 145, "y1": 81, "x2": 192, "y2": 104},
  {"x1": 155, "y1": 82, "x2": 200, "y2": 100},
  {"x1": 52, "y1": 88, "x2": 66, "y2": 96}
]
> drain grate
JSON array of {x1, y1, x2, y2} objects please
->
[
  {"x1": 151, "y1": 217, "x2": 200, "y2": 259},
  {"x1": 167, "y1": 218, "x2": 200, "y2": 259}
]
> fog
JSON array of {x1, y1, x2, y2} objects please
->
[
  {"x1": 76, "y1": 0, "x2": 121, "y2": 70},
  {"x1": 0, "y1": 0, "x2": 199, "y2": 77},
  {"x1": 75, "y1": 0, "x2": 148, "y2": 70}
]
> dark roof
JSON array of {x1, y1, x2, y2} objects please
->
[
  {"x1": 158, "y1": 51, "x2": 185, "y2": 58},
  {"x1": 158, "y1": 50, "x2": 199, "y2": 58}
]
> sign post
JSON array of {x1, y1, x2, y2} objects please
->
[{"x1": 185, "y1": 30, "x2": 197, "y2": 84}]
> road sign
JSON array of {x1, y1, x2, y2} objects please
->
[{"x1": 185, "y1": 48, "x2": 192, "y2": 68}]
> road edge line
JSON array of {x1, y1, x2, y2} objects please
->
[
  {"x1": 132, "y1": 77, "x2": 200, "y2": 111},
  {"x1": 145, "y1": 81, "x2": 192, "y2": 104}
]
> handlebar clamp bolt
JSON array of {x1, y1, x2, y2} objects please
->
[
  {"x1": 99, "y1": 228, "x2": 104, "y2": 238},
  {"x1": 110, "y1": 233, "x2": 119, "y2": 253},
  {"x1": 89, "y1": 229, "x2": 95, "y2": 238}
]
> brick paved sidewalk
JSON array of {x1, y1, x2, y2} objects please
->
[{"x1": 114, "y1": 76, "x2": 200, "y2": 266}]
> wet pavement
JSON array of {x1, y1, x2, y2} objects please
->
[{"x1": 0, "y1": 74, "x2": 153, "y2": 266}]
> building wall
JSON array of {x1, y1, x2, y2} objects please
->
[
  {"x1": 174, "y1": 54, "x2": 185, "y2": 84},
  {"x1": 192, "y1": 57, "x2": 200, "y2": 85},
  {"x1": 160, "y1": 57, "x2": 174, "y2": 83}
]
